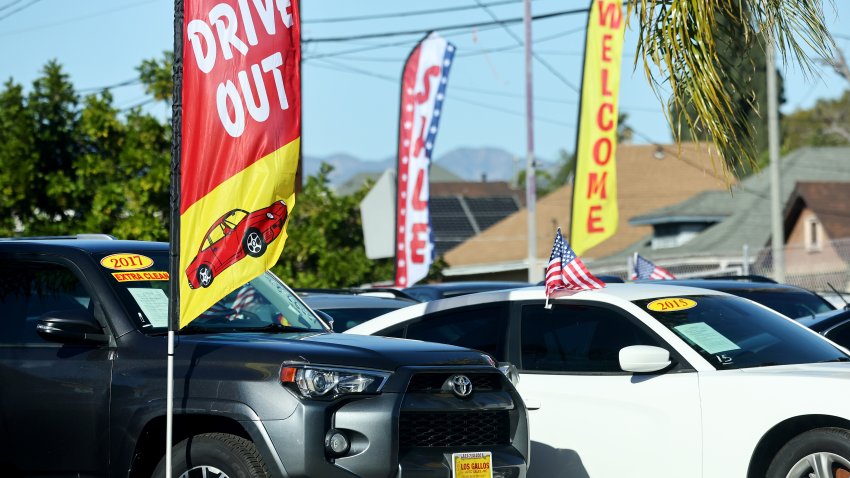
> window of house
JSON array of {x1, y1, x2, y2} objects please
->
[{"x1": 805, "y1": 216, "x2": 822, "y2": 252}]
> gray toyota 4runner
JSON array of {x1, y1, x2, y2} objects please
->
[{"x1": 0, "y1": 238, "x2": 529, "y2": 478}]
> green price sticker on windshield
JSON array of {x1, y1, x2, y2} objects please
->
[{"x1": 647, "y1": 298, "x2": 697, "y2": 312}]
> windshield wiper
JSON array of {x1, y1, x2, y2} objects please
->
[
  {"x1": 177, "y1": 323, "x2": 323, "y2": 335},
  {"x1": 818, "y1": 357, "x2": 850, "y2": 363},
  {"x1": 236, "y1": 323, "x2": 322, "y2": 334}
]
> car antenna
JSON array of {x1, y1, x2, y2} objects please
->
[{"x1": 827, "y1": 282, "x2": 850, "y2": 310}]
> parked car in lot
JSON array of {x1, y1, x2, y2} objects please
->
[
  {"x1": 797, "y1": 307, "x2": 850, "y2": 349},
  {"x1": 402, "y1": 280, "x2": 533, "y2": 301},
  {"x1": 0, "y1": 237, "x2": 530, "y2": 477},
  {"x1": 347, "y1": 284, "x2": 850, "y2": 478},
  {"x1": 638, "y1": 278, "x2": 836, "y2": 319},
  {"x1": 299, "y1": 290, "x2": 418, "y2": 331}
]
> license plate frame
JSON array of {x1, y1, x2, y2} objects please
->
[{"x1": 451, "y1": 451, "x2": 493, "y2": 478}]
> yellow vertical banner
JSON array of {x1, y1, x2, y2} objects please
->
[{"x1": 570, "y1": 0, "x2": 625, "y2": 256}]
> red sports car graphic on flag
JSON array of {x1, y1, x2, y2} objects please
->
[{"x1": 186, "y1": 201, "x2": 288, "y2": 289}]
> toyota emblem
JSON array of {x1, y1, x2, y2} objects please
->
[{"x1": 446, "y1": 374, "x2": 473, "y2": 398}]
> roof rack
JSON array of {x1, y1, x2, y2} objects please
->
[
  {"x1": 0, "y1": 234, "x2": 117, "y2": 241},
  {"x1": 294, "y1": 287, "x2": 420, "y2": 302},
  {"x1": 693, "y1": 275, "x2": 777, "y2": 283}
]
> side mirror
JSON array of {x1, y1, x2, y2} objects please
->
[
  {"x1": 36, "y1": 309, "x2": 109, "y2": 345},
  {"x1": 619, "y1": 345, "x2": 672, "y2": 373},
  {"x1": 497, "y1": 361, "x2": 520, "y2": 386},
  {"x1": 314, "y1": 309, "x2": 335, "y2": 332}
]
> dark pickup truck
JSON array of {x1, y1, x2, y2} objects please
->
[{"x1": 0, "y1": 237, "x2": 529, "y2": 477}]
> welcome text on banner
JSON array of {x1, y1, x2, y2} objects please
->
[{"x1": 570, "y1": 0, "x2": 624, "y2": 256}]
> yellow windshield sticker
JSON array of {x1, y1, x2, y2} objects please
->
[
  {"x1": 647, "y1": 298, "x2": 697, "y2": 312},
  {"x1": 112, "y1": 271, "x2": 170, "y2": 282},
  {"x1": 100, "y1": 253, "x2": 154, "y2": 271}
]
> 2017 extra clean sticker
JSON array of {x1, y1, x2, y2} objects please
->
[{"x1": 100, "y1": 253, "x2": 154, "y2": 271}]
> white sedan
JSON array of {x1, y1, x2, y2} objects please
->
[{"x1": 346, "y1": 284, "x2": 850, "y2": 478}]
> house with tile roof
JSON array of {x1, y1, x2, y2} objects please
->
[
  {"x1": 780, "y1": 181, "x2": 850, "y2": 287},
  {"x1": 588, "y1": 147, "x2": 850, "y2": 280},
  {"x1": 442, "y1": 142, "x2": 730, "y2": 280}
]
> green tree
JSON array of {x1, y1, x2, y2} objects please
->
[
  {"x1": 782, "y1": 89, "x2": 850, "y2": 152},
  {"x1": 272, "y1": 163, "x2": 397, "y2": 288},
  {"x1": 633, "y1": 0, "x2": 834, "y2": 175},
  {"x1": 0, "y1": 79, "x2": 37, "y2": 234},
  {"x1": 667, "y1": 10, "x2": 783, "y2": 176},
  {"x1": 0, "y1": 60, "x2": 171, "y2": 239}
]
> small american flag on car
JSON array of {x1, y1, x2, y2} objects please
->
[
  {"x1": 545, "y1": 228, "x2": 605, "y2": 306},
  {"x1": 631, "y1": 253, "x2": 676, "y2": 280}
]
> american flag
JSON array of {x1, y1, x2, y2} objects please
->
[
  {"x1": 631, "y1": 253, "x2": 676, "y2": 280},
  {"x1": 545, "y1": 228, "x2": 605, "y2": 298},
  {"x1": 232, "y1": 285, "x2": 258, "y2": 312}
]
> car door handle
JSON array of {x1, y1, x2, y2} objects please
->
[{"x1": 523, "y1": 399, "x2": 541, "y2": 410}]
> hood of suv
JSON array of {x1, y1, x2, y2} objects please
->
[{"x1": 176, "y1": 331, "x2": 493, "y2": 371}]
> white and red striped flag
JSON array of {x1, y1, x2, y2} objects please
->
[
  {"x1": 545, "y1": 228, "x2": 605, "y2": 306},
  {"x1": 631, "y1": 253, "x2": 676, "y2": 280},
  {"x1": 393, "y1": 32, "x2": 455, "y2": 288}
]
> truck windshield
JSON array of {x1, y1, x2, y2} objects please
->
[
  {"x1": 95, "y1": 251, "x2": 328, "y2": 334},
  {"x1": 635, "y1": 295, "x2": 849, "y2": 370}
]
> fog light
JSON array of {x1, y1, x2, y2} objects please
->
[{"x1": 325, "y1": 429, "x2": 350, "y2": 457}]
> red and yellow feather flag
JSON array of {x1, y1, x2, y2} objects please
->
[
  {"x1": 570, "y1": 0, "x2": 625, "y2": 256},
  {"x1": 176, "y1": 0, "x2": 300, "y2": 328}
]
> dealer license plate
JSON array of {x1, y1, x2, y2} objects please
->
[{"x1": 451, "y1": 451, "x2": 493, "y2": 478}]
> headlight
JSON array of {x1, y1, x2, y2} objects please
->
[{"x1": 280, "y1": 364, "x2": 391, "y2": 399}]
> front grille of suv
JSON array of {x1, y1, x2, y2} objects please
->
[
  {"x1": 405, "y1": 372, "x2": 502, "y2": 393},
  {"x1": 398, "y1": 410, "x2": 511, "y2": 448}
]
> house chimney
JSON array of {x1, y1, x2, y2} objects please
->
[{"x1": 481, "y1": 172, "x2": 487, "y2": 183}]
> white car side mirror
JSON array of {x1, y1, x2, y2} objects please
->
[{"x1": 619, "y1": 345, "x2": 672, "y2": 373}]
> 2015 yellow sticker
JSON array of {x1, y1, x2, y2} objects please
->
[
  {"x1": 647, "y1": 297, "x2": 697, "y2": 312},
  {"x1": 100, "y1": 253, "x2": 154, "y2": 271}
]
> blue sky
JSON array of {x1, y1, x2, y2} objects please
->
[{"x1": 3, "y1": 0, "x2": 849, "y2": 163}]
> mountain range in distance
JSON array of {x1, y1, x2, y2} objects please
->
[{"x1": 303, "y1": 146, "x2": 556, "y2": 190}]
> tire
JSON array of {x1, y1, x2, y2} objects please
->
[
  {"x1": 197, "y1": 264, "x2": 214, "y2": 288},
  {"x1": 152, "y1": 433, "x2": 270, "y2": 478},
  {"x1": 243, "y1": 229, "x2": 267, "y2": 258},
  {"x1": 767, "y1": 427, "x2": 850, "y2": 478}
]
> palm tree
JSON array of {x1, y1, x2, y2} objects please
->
[{"x1": 630, "y1": 0, "x2": 835, "y2": 176}]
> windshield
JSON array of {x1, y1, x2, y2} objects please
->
[
  {"x1": 724, "y1": 289, "x2": 835, "y2": 319},
  {"x1": 318, "y1": 307, "x2": 403, "y2": 332},
  {"x1": 95, "y1": 251, "x2": 328, "y2": 334},
  {"x1": 635, "y1": 295, "x2": 848, "y2": 369}
]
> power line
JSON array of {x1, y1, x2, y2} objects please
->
[
  {"x1": 0, "y1": 0, "x2": 25, "y2": 13},
  {"x1": 302, "y1": 8, "x2": 589, "y2": 44},
  {"x1": 0, "y1": 0, "x2": 40, "y2": 22},
  {"x1": 303, "y1": 22, "x2": 513, "y2": 61},
  {"x1": 304, "y1": 0, "x2": 523, "y2": 24},
  {"x1": 0, "y1": 0, "x2": 159, "y2": 37},
  {"x1": 456, "y1": 26, "x2": 586, "y2": 58},
  {"x1": 472, "y1": 0, "x2": 579, "y2": 92},
  {"x1": 305, "y1": 58, "x2": 574, "y2": 128},
  {"x1": 307, "y1": 30, "x2": 584, "y2": 63},
  {"x1": 78, "y1": 77, "x2": 141, "y2": 94}
]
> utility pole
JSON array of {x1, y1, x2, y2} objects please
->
[
  {"x1": 766, "y1": 26, "x2": 785, "y2": 282},
  {"x1": 524, "y1": 0, "x2": 539, "y2": 282}
]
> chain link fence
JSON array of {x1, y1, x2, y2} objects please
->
[{"x1": 592, "y1": 238, "x2": 850, "y2": 299}]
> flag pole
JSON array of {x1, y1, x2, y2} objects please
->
[{"x1": 166, "y1": 0, "x2": 184, "y2": 475}]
